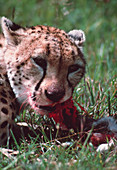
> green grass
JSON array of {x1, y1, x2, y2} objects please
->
[{"x1": 0, "y1": 0, "x2": 117, "y2": 169}]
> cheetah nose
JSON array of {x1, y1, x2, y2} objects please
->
[{"x1": 45, "y1": 83, "x2": 65, "y2": 102}]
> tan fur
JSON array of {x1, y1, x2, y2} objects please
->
[{"x1": 0, "y1": 17, "x2": 86, "y2": 145}]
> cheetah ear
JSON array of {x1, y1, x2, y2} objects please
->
[
  {"x1": 68, "y1": 29, "x2": 86, "y2": 47},
  {"x1": 1, "y1": 16, "x2": 25, "y2": 46}
]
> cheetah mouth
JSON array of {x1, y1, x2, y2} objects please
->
[
  {"x1": 34, "y1": 98, "x2": 71, "y2": 113},
  {"x1": 36, "y1": 100, "x2": 65, "y2": 112},
  {"x1": 39, "y1": 105, "x2": 56, "y2": 112}
]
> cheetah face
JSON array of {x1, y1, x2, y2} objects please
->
[{"x1": 1, "y1": 17, "x2": 86, "y2": 115}]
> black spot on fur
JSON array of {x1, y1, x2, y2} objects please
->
[
  {"x1": 32, "y1": 92, "x2": 36, "y2": 101},
  {"x1": 11, "y1": 102, "x2": 16, "y2": 110},
  {"x1": 1, "y1": 107, "x2": 8, "y2": 114},
  {"x1": 46, "y1": 43, "x2": 50, "y2": 56},
  {"x1": 46, "y1": 31, "x2": 49, "y2": 35},
  {"x1": 0, "y1": 90, "x2": 7, "y2": 98},
  {"x1": 21, "y1": 62, "x2": 25, "y2": 66},
  {"x1": 16, "y1": 70, "x2": 20, "y2": 74},
  {"x1": 45, "y1": 36, "x2": 48, "y2": 40},
  {"x1": 30, "y1": 26, "x2": 35, "y2": 30},
  {"x1": 39, "y1": 26, "x2": 44, "y2": 30},
  {"x1": 1, "y1": 121, "x2": 8, "y2": 128},
  {"x1": 14, "y1": 83, "x2": 18, "y2": 86},
  {"x1": 71, "y1": 50, "x2": 75, "y2": 61},
  {"x1": 12, "y1": 77, "x2": 15, "y2": 81},
  {"x1": 14, "y1": 74, "x2": 17, "y2": 77},
  {"x1": 1, "y1": 98, "x2": 8, "y2": 104},
  {"x1": 18, "y1": 78, "x2": 22, "y2": 84},
  {"x1": 17, "y1": 65, "x2": 20, "y2": 69},
  {"x1": 23, "y1": 75, "x2": 30, "y2": 80},
  {"x1": 8, "y1": 90, "x2": 15, "y2": 98},
  {"x1": 9, "y1": 104, "x2": 13, "y2": 109}
]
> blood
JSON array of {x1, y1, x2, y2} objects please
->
[{"x1": 48, "y1": 97, "x2": 116, "y2": 146}]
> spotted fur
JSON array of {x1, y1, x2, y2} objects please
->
[
  {"x1": 0, "y1": 33, "x2": 17, "y2": 144},
  {"x1": 0, "y1": 17, "x2": 86, "y2": 145}
]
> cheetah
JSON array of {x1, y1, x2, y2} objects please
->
[{"x1": 0, "y1": 17, "x2": 116, "y2": 146}]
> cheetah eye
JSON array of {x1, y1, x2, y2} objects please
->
[
  {"x1": 68, "y1": 64, "x2": 80, "y2": 74},
  {"x1": 32, "y1": 57, "x2": 47, "y2": 70}
]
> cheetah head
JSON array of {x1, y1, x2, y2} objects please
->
[{"x1": 1, "y1": 17, "x2": 86, "y2": 115}]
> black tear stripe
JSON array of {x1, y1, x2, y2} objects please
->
[
  {"x1": 33, "y1": 43, "x2": 50, "y2": 99},
  {"x1": 35, "y1": 69, "x2": 46, "y2": 91},
  {"x1": 32, "y1": 73, "x2": 45, "y2": 101},
  {"x1": 32, "y1": 67, "x2": 47, "y2": 101}
]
